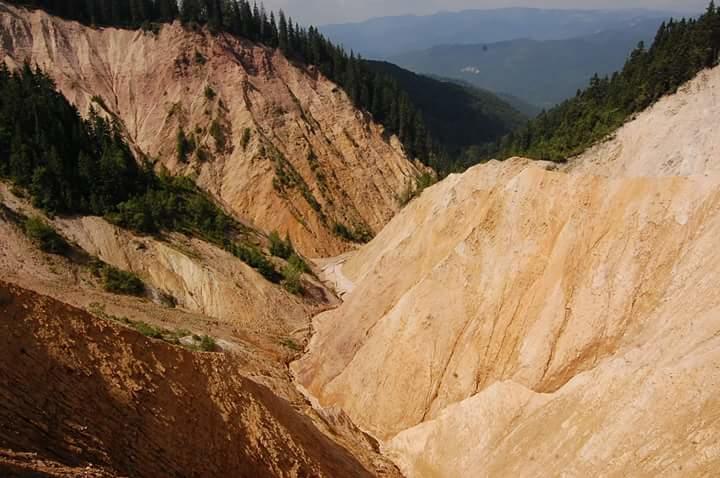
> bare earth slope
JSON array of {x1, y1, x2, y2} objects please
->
[
  {"x1": 567, "y1": 66, "x2": 720, "y2": 177},
  {"x1": 0, "y1": 183, "x2": 324, "y2": 376},
  {"x1": 0, "y1": 281, "x2": 376, "y2": 478},
  {"x1": 0, "y1": 181, "x2": 400, "y2": 476},
  {"x1": 293, "y1": 65, "x2": 720, "y2": 476},
  {"x1": 0, "y1": 2, "x2": 419, "y2": 257}
]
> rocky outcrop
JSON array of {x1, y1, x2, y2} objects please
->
[
  {"x1": 0, "y1": 281, "x2": 375, "y2": 478},
  {"x1": 0, "y1": 2, "x2": 420, "y2": 257}
]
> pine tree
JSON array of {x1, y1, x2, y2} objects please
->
[
  {"x1": 180, "y1": 0, "x2": 202, "y2": 23},
  {"x1": 278, "y1": 10, "x2": 288, "y2": 53},
  {"x1": 156, "y1": 0, "x2": 179, "y2": 22}
]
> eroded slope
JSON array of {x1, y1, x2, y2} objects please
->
[
  {"x1": 0, "y1": 281, "x2": 376, "y2": 478},
  {"x1": 0, "y1": 2, "x2": 420, "y2": 256},
  {"x1": 293, "y1": 157, "x2": 720, "y2": 476},
  {"x1": 567, "y1": 66, "x2": 720, "y2": 177}
]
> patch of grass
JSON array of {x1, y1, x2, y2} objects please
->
[
  {"x1": 269, "y1": 146, "x2": 323, "y2": 213},
  {"x1": 23, "y1": 217, "x2": 69, "y2": 254},
  {"x1": 88, "y1": 303, "x2": 217, "y2": 352},
  {"x1": 134, "y1": 320, "x2": 163, "y2": 339},
  {"x1": 103, "y1": 266, "x2": 145, "y2": 296}
]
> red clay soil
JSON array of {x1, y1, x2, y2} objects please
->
[{"x1": 0, "y1": 281, "x2": 373, "y2": 478}]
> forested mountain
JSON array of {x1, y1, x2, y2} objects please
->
[
  {"x1": 503, "y1": 2, "x2": 720, "y2": 162},
  {"x1": 367, "y1": 61, "x2": 526, "y2": 170},
  {"x1": 320, "y1": 8, "x2": 681, "y2": 58},
  {"x1": 0, "y1": 63, "x2": 289, "y2": 282},
  {"x1": 391, "y1": 18, "x2": 663, "y2": 109},
  {"x1": 6, "y1": 1, "x2": 443, "y2": 169}
]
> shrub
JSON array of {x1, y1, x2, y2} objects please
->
[
  {"x1": 240, "y1": 128, "x2": 252, "y2": 150},
  {"x1": 282, "y1": 262, "x2": 304, "y2": 295},
  {"x1": 288, "y1": 253, "x2": 310, "y2": 274},
  {"x1": 269, "y1": 230, "x2": 293, "y2": 259},
  {"x1": 24, "y1": 217, "x2": 68, "y2": 254},
  {"x1": 333, "y1": 222, "x2": 373, "y2": 244},
  {"x1": 209, "y1": 119, "x2": 227, "y2": 151},
  {"x1": 134, "y1": 321, "x2": 163, "y2": 339},
  {"x1": 199, "y1": 335, "x2": 216, "y2": 352},
  {"x1": 103, "y1": 266, "x2": 145, "y2": 296},
  {"x1": 176, "y1": 128, "x2": 196, "y2": 163},
  {"x1": 230, "y1": 243, "x2": 282, "y2": 283},
  {"x1": 281, "y1": 338, "x2": 302, "y2": 351},
  {"x1": 204, "y1": 85, "x2": 216, "y2": 101},
  {"x1": 399, "y1": 172, "x2": 437, "y2": 206}
]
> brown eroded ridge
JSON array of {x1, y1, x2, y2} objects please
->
[{"x1": 0, "y1": 281, "x2": 381, "y2": 477}]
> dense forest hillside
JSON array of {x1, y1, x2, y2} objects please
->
[
  {"x1": 390, "y1": 18, "x2": 662, "y2": 109},
  {"x1": 503, "y1": 2, "x2": 720, "y2": 161},
  {"x1": 366, "y1": 61, "x2": 527, "y2": 170}
]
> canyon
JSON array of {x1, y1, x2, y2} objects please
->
[{"x1": 2, "y1": 2, "x2": 720, "y2": 477}]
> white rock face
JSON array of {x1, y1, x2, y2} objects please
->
[{"x1": 293, "y1": 68, "x2": 720, "y2": 478}]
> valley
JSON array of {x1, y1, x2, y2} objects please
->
[{"x1": 2, "y1": 1, "x2": 720, "y2": 477}]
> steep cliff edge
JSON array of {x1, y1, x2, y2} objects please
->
[{"x1": 0, "y1": 2, "x2": 420, "y2": 257}]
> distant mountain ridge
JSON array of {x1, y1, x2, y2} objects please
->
[
  {"x1": 320, "y1": 7, "x2": 687, "y2": 58},
  {"x1": 390, "y1": 18, "x2": 665, "y2": 109},
  {"x1": 366, "y1": 61, "x2": 527, "y2": 169}
]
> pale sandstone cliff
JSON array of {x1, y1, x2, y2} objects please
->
[
  {"x1": 293, "y1": 71, "x2": 720, "y2": 476},
  {"x1": 0, "y1": 2, "x2": 420, "y2": 257}
]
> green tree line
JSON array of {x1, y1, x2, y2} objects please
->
[
  {"x1": 7, "y1": 0, "x2": 440, "y2": 170},
  {"x1": 0, "y1": 64, "x2": 282, "y2": 283},
  {"x1": 501, "y1": 2, "x2": 720, "y2": 161}
]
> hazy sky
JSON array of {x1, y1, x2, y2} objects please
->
[{"x1": 261, "y1": 0, "x2": 708, "y2": 25}]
